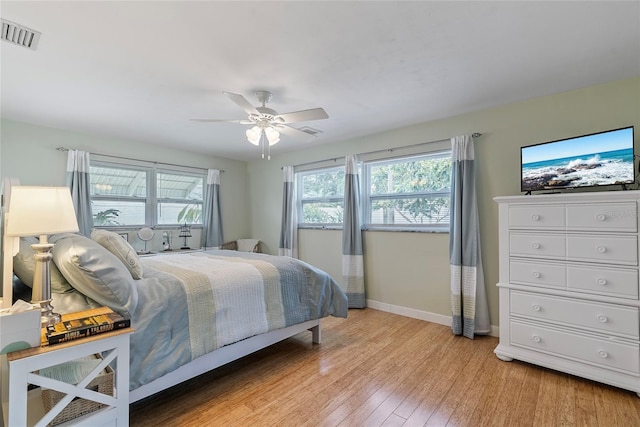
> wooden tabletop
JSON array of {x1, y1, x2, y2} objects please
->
[{"x1": 6, "y1": 308, "x2": 133, "y2": 362}]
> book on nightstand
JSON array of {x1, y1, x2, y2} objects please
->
[{"x1": 45, "y1": 306, "x2": 131, "y2": 345}]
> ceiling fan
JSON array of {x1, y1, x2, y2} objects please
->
[{"x1": 192, "y1": 91, "x2": 329, "y2": 159}]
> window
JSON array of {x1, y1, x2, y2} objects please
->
[
  {"x1": 157, "y1": 171, "x2": 204, "y2": 225},
  {"x1": 90, "y1": 161, "x2": 205, "y2": 227},
  {"x1": 297, "y1": 166, "x2": 345, "y2": 227},
  {"x1": 90, "y1": 164, "x2": 148, "y2": 226},
  {"x1": 295, "y1": 150, "x2": 452, "y2": 232},
  {"x1": 363, "y1": 151, "x2": 452, "y2": 231}
]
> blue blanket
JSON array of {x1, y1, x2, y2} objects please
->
[{"x1": 127, "y1": 250, "x2": 347, "y2": 390}]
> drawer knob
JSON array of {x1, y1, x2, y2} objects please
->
[
  {"x1": 597, "y1": 315, "x2": 608, "y2": 323},
  {"x1": 596, "y1": 245, "x2": 607, "y2": 253},
  {"x1": 597, "y1": 278, "x2": 607, "y2": 286},
  {"x1": 532, "y1": 335, "x2": 541, "y2": 343},
  {"x1": 531, "y1": 242, "x2": 540, "y2": 250},
  {"x1": 532, "y1": 304, "x2": 542, "y2": 312},
  {"x1": 531, "y1": 214, "x2": 540, "y2": 221},
  {"x1": 598, "y1": 350, "x2": 608, "y2": 358},
  {"x1": 596, "y1": 213, "x2": 606, "y2": 221},
  {"x1": 531, "y1": 271, "x2": 541, "y2": 279}
]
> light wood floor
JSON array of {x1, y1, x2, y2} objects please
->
[{"x1": 129, "y1": 309, "x2": 640, "y2": 426}]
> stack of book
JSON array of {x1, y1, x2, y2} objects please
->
[{"x1": 45, "y1": 307, "x2": 130, "y2": 345}]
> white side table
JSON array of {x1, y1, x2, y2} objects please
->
[{"x1": 1, "y1": 327, "x2": 132, "y2": 427}]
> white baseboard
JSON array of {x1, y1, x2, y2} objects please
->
[{"x1": 366, "y1": 299, "x2": 499, "y2": 338}]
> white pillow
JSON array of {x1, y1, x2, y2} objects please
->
[{"x1": 91, "y1": 229, "x2": 143, "y2": 279}]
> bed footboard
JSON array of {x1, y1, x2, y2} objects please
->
[{"x1": 129, "y1": 319, "x2": 321, "y2": 403}]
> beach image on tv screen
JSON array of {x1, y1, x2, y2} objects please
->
[{"x1": 521, "y1": 128, "x2": 634, "y2": 191}]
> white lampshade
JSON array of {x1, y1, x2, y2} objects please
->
[
  {"x1": 246, "y1": 126, "x2": 262, "y2": 146},
  {"x1": 265, "y1": 127, "x2": 280, "y2": 145},
  {"x1": 6, "y1": 186, "x2": 79, "y2": 237}
]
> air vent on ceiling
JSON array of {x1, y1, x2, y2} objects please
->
[
  {"x1": 1, "y1": 19, "x2": 41, "y2": 50},
  {"x1": 299, "y1": 126, "x2": 323, "y2": 136}
]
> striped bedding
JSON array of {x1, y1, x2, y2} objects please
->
[{"x1": 126, "y1": 250, "x2": 348, "y2": 390}]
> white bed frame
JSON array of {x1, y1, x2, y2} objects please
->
[
  {"x1": 2, "y1": 177, "x2": 323, "y2": 404},
  {"x1": 130, "y1": 319, "x2": 321, "y2": 402}
]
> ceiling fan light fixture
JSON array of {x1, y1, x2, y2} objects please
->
[
  {"x1": 265, "y1": 127, "x2": 280, "y2": 145},
  {"x1": 246, "y1": 126, "x2": 261, "y2": 145},
  {"x1": 199, "y1": 90, "x2": 328, "y2": 159}
]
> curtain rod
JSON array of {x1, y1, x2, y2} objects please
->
[
  {"x1": 291, "y1": 132, "x2": 482, "y2": 170},
  {"x1": 56, "y1": 147, "x2": 225, "y2": 173}
]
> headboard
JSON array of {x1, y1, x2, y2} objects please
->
[{"x1": 1, "y1": 177, "x2": 21, "y2": 308}]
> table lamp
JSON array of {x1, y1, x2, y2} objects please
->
[{"x1": 5, "y1": 186, "x2": 79, "y2": 326}]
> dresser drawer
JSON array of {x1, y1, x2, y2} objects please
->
[
  {"x1": 567, "y1": 203, "x2": 637, "y2": 232},
  {"x1": 509, "y1": 205, "x2": 565, "y2": 229},
  {"x1": 567, "y1": 265, "x2": 639, "y2": 299},
  {"x1": 510, "y1": 321, "x2": 640, "y2": 374},
  {"x1": 510, "y1": 233, "x2": 565, "y2": 259},
  {"x1": 510, "y1": 291, "x2": 639, "y2": 339},
  {"x1": 567, "y1": 235, "x2": 637, "y2": 266},
  {"x1": 510, "y1": 260, "x2": 565, "y2": 288}
]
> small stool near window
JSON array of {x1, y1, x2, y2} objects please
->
[{"x1": 220, "y1": 239, "x2": 262, "y2": 253}]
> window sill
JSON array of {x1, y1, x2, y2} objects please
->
[
  {"x1": 93, "y1": 225, "x2": 204, "y2": 231},
  {"x1": 297, "y1": 225, "x2": 448, "y2": 233},
  {"x1": 363, "y1": 227, "x2": 449, "y2": 233},
  {"x1": 298, "y1": 225, "x2": 343, "y2": 230}
]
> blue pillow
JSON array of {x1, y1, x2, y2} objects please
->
[{"x1": 52, "y1": 234, "x2": 138, "y2": 317}]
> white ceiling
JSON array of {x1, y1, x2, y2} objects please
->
[{"x1": 1, "y1": 1, "x2": 639, "y2": 161}]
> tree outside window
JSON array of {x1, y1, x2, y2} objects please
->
[
  {"x1": 368, "y1": 153, "x2": 451, "y2": 227},
  {"x1": 297, "y1": 167, "x2": 345, "y2": 226},
  {"x1": 295, "y1": 151, "x2": 451, "y2": 232}
]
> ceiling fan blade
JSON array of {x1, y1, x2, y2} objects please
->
[
  {"x1": 223, "y1": 92, "x2": 260, "y2": 115},
  {"x1": 277, "y1": 124, "x2": 317, "y2": 141},
  {"x1": 275, "y1": 108, "x2": 328, "y2": 124},
  {"x1": 190, "y1": 119, "x2": 253, "y2": 124}
]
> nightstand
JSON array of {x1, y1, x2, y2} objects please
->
[{"x1": 1, "y1": 325, "x2": 132, "y2": 426}]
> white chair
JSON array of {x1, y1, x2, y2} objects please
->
[{"x1": 220, "y1": 239, "x2": 262, "y2": 253}]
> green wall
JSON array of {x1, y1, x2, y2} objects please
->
[
  {"x1": 1, "y1": 76, "x2": 638, "y2": 329},
  {"x1": 248, "y1": 76, "x2": 640, "y2": 329},
  {"x1": 0, "y1": 120, "x2": 251, "y2": 252}
]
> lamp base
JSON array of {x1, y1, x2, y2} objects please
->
[
  {"x1": 30, "y1": 241, "x2": 61, "y2": 327},
  {"x1": 35, "y1": 299, "x2": 61, "y2": 327}
]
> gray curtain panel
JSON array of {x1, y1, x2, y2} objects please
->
[
  {"x1": 66, "y1": 150, "x2": 93, "y2": 236},
  {"x1": 342, "y1": 155, "x2": 365, "y2": 308},
  {"x1": 449, "y1": 135, "x2": 490, "y2": 338},
  {"x1": 202, "y1": 169, "x2": 223, "y2": 248},
  {"x1": 279, "y1": 166, "x2": 298, "y2": 258}
]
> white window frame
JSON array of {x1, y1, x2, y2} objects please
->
[
  {"x1": 362, "y1": 150, "x2": 452, "y2": 232},
  {"x1": 90, "y1": 159, "x2": 206, "y2": 229},
  {"x1": 156, "y1": 168, "x2": 205, "y2": 226},
  {"x1": 294, "y1": 148, "x2": 452, "y2": 233},
  {"x1": 296, "y1": 165, "x2": 345, "y2": 229},
  {"x1": 90, "y1": 161, "x2": 151, "y2": 227}
]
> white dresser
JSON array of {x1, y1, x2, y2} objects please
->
[{"x1": 495, "y1": 191, "x2": 640, "y2": 396}]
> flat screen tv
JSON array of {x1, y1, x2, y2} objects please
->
[{"x1": 521, "y1": 126, "x2": 635, "y2": 193}]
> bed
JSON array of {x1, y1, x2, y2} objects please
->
[{"x1": 8, "y1": 231, "x2": 348, "y2": 403}]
